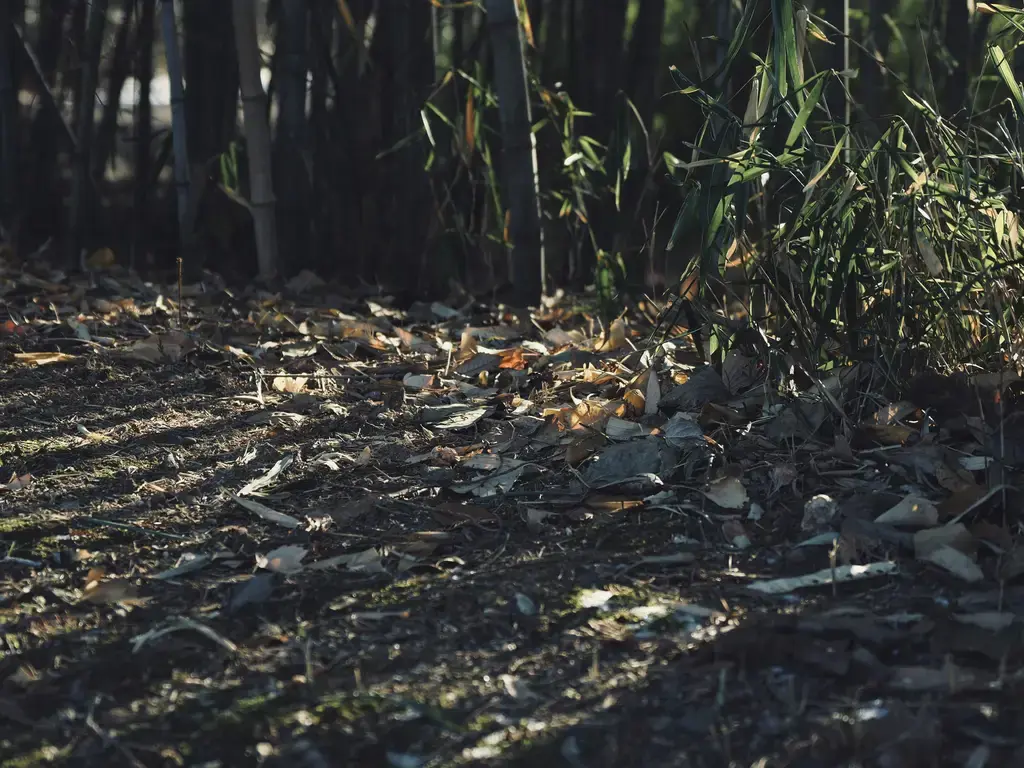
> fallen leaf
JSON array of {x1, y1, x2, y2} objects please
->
[
  {"x1": 583, "y1": 438, "x2": 676, "y2": 488},
  {"x1": 577, "y1": 589, "x2": 615, "y2": 609},
  {"x1": 402, "y1": 372, "x2": 437, "y2": 390},
  {"x1": 420, "y1": 404, "x2": 493, "y2": 430},
  {"x1": 722, "y1": 519, "x2": 751, "y2": 549},
  {"x1": 566, "y1": 432, "x2": 606, "y2": 465},
  {"x1": 67, "y1": 317, "x2": 91, "y2": 341},
  {"x1": 747, "y1": 561, "x2": 897, "y2": 595},
  {"x1": 131, "y1": 617, "x2": 239, "y2": 654},
  {"x1": 256, "y1": 545, "x2": 308, "y2": 574},
  {"x1": 661, "y1": 412, "x2": 704, "y2": 448},
  {"x1": 525, "y1": 508, "x2": 554, "y2": 533},
  {"x1": 272, "y1": 375, "x2": 308, "y2": 393},
  {"x1": 232, "y1": 495, "x2": 302, "y2": 529},
  {"x1": 871, "y1": 400, "x2": 918, "y2": 426},
  {"x1": 120, "y1": 331, "x2": 196, "y2": 363},
  {"x1": 76, "y1": 423, "x2": 112, "y2": 443},
  {"x1": 890, "y1": 664, "x2": 983, "y2": 692},
  {"x1": 660, "y1": 366, "x2": 730, "y2": 411},
  {"x1": 604, "y1": 417, "x2": 649, "y2": 441},
  {"x1": 855, "y1": 423, "x2": 916, "y2": 446},
  {"x1": 875, "y1": 495, "x2": 939, "y2": 528},
  {"x1": 333, "y1": 495, "x2": 382, "y2": 528},
  {"x1": 431, "y1": 501, "x2": 496, "y2": 527},
  {"x1": 455, "y1": 352, "x2": 501, "y2": 377},
  {"x1": 451, "y1": 463, "x2": 528, "y2": 497},
  {"x1": 14, "y1": 351, "x2": 76, "y2": 366},
  {"x1": 644, "y1": 368, "x2": 661, "y2": 415},
  {"x1": 226, "y1": 572, "x2": 277, "y2": 613},
  {"x1": 151, "y1": 553, "x2": 213, "y2": 580},
  {"x1": 595, "y1": 318, "x2": 627, "y2": 352},
  {"x1": 914, "y1": 523, "x2": 975, "y2": 558},
  {"x1": 0, "y1": 473, "x2": 32, "y2": 492},
  {"x1": 515, "y1": 593, "x2": 537, "y2": 615},
  {"x1": 499, "y1": 347, "x2": 528, "y2": 370},
  {"x1": 952, "y1": 611, "x2": 1014, "y2": 631},
  {"x1": 702, "y1": 475, "x2": 748, "y2": 510},
  {"x1": 919, "y1": 545, "x2": 984, "y2": 582},
  {"x1": 720, "y1": 350, "x2": 760, "y2": 394},
  {"x1": 238, "y1": 455, "x2": 295, "y2": 496},
  {"x1": 764, "y1": 398, "x2": 828, "y2": 441},
  {"x1": 82, "y1": 579, "x2": 146, "y2": 605},
  {"x1": 307, "y1": 547, "x2": 387, "y2": 573}
]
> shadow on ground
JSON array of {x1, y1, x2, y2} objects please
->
[{"x1": 2, "y1": 352, "x2": 1023, "y2": 768}]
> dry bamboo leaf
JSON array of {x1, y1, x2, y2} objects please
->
[
  {"x1": 14, "y1": 351, "x2": 76, "y2": 366},
  {"x1": 595, "y1": 318, "x2": 627, "y2": 352},
  {"x1": 256, "y1": 544, "x2": 308, "y2": 574},
  {"x1": 747, "y1": 561, "x2": 897, "y2": 595},
  {"x1": 566, "y1": 432, "x2": 606, "y2": 466},
  {"x1": 82, "y1": 579, "x2": 147, "y2": 606},
  {"x1": 919, "y1": 546, "x2": 984, "y2": 582},
  {"x1": 232, "y1": 495, "x2": 302, "y2": 529},
  {"x1": 702, "y1": 475, "x2": 748, "y2": 510},
  {"x1": 0, "y1": 473, "x2": 32, "y2": 492},
  {"x1": 875, "y1": 495, "x2": 939, "y2": 528},
  {"x1": 644, "y1": 367, "x2": 661, "y2": 415}
]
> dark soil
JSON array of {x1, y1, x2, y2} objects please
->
[{"x1": 1, "y1": 268, "x2": 1023, "y2": 768}]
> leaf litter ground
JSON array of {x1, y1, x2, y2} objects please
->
[{"x1": 2, "y1": 265, "x2": 1024, "y2": 766}]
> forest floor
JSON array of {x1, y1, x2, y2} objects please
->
[{"x1": 1, "y1": 260, "x2": 1023, "y2": 768}]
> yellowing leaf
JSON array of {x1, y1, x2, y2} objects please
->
[
  {"x1": 1, "y1": 473, "x2": 32, "y2": 491},
  {"x1": 465, "y1": 89, "x2": 476, "y2": 153},
  {"x1": 595, "y1": 318, "x2": 627, "y2": 352},
  {"x1": 14, "y1": 351, "x2": 75, "y2": 366},
  {"x1": 354, "y1": 446, "x2": 372, "y2": 466}
]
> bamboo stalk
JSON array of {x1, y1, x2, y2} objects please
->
[{"x1": 233, "y1": 0, "x2": 279, "y2": 282}]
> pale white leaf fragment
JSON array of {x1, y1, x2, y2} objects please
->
[
  {"x1": 747, "y1": 561, "x2": 897, "y2": 595},
  {"x1": 576, "y1": 589, "x2": 615, "y2": 609},
  {"x1": 232, "y1": 495, "x2": 302, "y2": 529},
  {"x1": 420, "y1": 404, "x2": 493, "y2": 430},
  {"x1": 238, "y1": 454, "x2": 295, "y2": 496},
  {"x1": 256, "y1": 544, "x2": 308, "y2": 574},
  {"x1": 131, "y1": 617, "x2": 239, "y2": 654}
]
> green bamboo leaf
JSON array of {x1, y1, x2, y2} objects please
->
[
  {"x1": 804, "y1": 134, "x2": 846, "y2": 191},
  {"x1": 989, "y1": 43, "x2": 1024, "y2": 117},
  {"x1": 785, "y1": 74, "x2": 826, "y2": 149}
]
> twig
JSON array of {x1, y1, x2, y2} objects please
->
[{"x1": 80, "y1": 517, "x2": 191, "y2": 541}]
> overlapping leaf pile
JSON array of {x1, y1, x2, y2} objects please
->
[{"x1": 3, "y1": 258, "x2": 1024, "y2": 764}]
